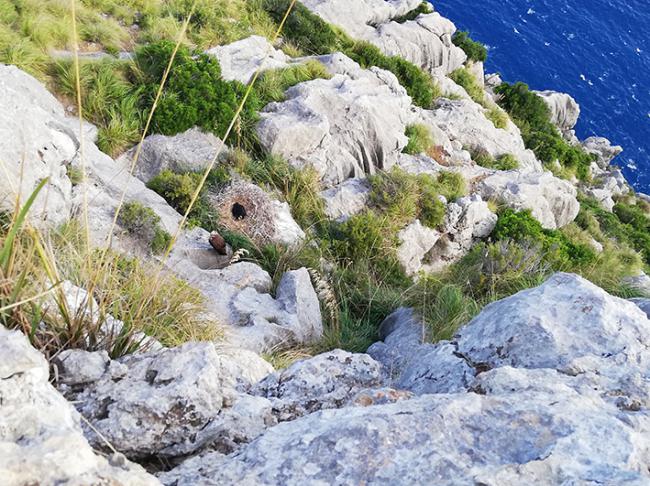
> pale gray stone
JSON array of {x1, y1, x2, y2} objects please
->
[
  {"x1": 396, "y1": 219, "x2": 441, "y2": 276},
  {"x1": 252, "y1": 349, "x2": 384, "y2": 421},
  {"x1": 0, "y1": 326, "x2": 159, "y2": 485},
  {"x1": 206, "y1": 36, "x2": 289, "y2": 84},
  {"x1": 535, "y1": 90, "x2": 581, "y2": 135},
  {"x1": 321, "y1": 178, "x2": 371, "y2": 222}
]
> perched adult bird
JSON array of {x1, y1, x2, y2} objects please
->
[{"x1": 209, "y1": 231, "x2": 227, "y2": 255}]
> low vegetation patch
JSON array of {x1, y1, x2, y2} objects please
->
[
  {"x1": 450, "y1": 67, "x2": 508, "y2": 129},
  {"x1": 495, "y1": 81, "x2": 594, "y2": 181},
  {"x1": 472, "y1": 150, "x2": 519, "y2": 170},
  {"x1": 393, "y1": 2, "x2": 432, "y2": 23},
  {"x1": 118, "y1": 201, "x2": 171, "y2": 254},
  {"x1": 403, "y1": 124, "x2": 434, "y2": 155},
  {"x1": 452, "y1": 31, "x2": 488, "y2": 63}
]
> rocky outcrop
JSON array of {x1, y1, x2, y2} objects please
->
[
  {"x1": 426, "y1": 98, "x2": 543, "y2": 171},
  {"x1": 396, "y1": 219, "x2": 441, "y2": 276},
  {"x1": 583, "y1": 136, "x2": 623, "y2": 169},
  {"x1": 257, "y1": 53, "x2": 412, "y2": 187},
  {"x1": 62, "y1": 342, "x2": 276, "y2": 459},
  {"x1": 206, "y1": 35, "x2": 289, "y2": 84},
  {"x1": 252, "y1": 350, "x2": 384, "y2": 421},
  {"x1": 321, "y1": 178, "x2": 371, "y2": 221},
  {"x1": 479, "y1": 170, "x2": 580, "y2": 229},
  {"x1": 161, "y1": 273, "x2": 650, "y2": 484},
  {"x1": 302, "y1": 0, "x2": 466, "y2": 75},
  {"x1": 0, "y1": 326, "x2": 159, "y2": 485},
  {"x1": 536, "y1": 90, "x2": 581, "y2": 137},
  {"x1": 118, "y1": 128, "x2": 226, "y2": 184}
]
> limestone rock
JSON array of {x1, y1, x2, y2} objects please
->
[
  {"x1": 206, "y1": 36, "x2": 289, "y2": 84},
  {"x1": 423, "y1": 194, "x2": 497, "y2": 271},
  {"x1": 479, "y1": 170, "x2": 580, "y2": 229},
  {"x1": 623, "y1": 273, "x2": 650, "y2": 296},
  {"x1": 535, "y1": 90, "x2": 581, "y2": 135},
  {"x1": 302, "y1": 0, "x2": 466, "y2": 75},
  {"x1": 271, "y1": 200, "x2": 306, "y2": 247},
  {"x1": 71, "y1": 342, "x2": 276, "y2": 459},
  {"x1": 0, "y1": 64, "x2": 74, "y2": 226},
  {"x1": 321, "y1": 178, "x2": 371, "y2": 222},
  {"x1": 583, "y1": 136, "x2": 623, "y2": 169},
  {"x1": 629, "y1": 298, "x2": 650, "y2": 318},
  {"x1": 396, "y1": 219, "x2": 441, "y2": 276},
  {"x1": 118, "y1": 128, "x2": 226, "y2": 184},
  {"x1": 428, "y1": 98, "x2": 542, "y2": 171},
  {"x1": 0, "y1": 326, "x2": 158, "y2": 485},
  {"x1": 274, "y1": 268, "x2": 323, "y2": 344},
  {"x1": 252, "y1": 349, "x2": 384, "y2": 421},
  {"x1": 257, "y1": 53, "x2": 412, "y2": 187}
]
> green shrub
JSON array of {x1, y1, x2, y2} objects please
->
[
  {"x1": 495, "y1": 82, "x2": 594, "y2": 180},
  {"x1": 260, "y1": 0, "x2": 339, "y2": 54},
  {"x1": 473, "y1": 150, "x2": 519, "y2": 170},
  {"x1": 344, "y1": 41, "x2": 440, "y2": 108},
  {"x1": 452, "y1": 31, "x2": 488, "y2": 63},
  {"x1": 433, "y1": 171, "x2": 466, "y2": 201},
  {"x1": 485, "y1": 105, "x2": 509, "y2": 129},
  {"x1": 146, "y1": 169, "x2": 221, "y2": 230},
  {"x1": 403, "y1": 124, "x2": 434, "y2": 155},
  {"x1": 118, "y1": 202, "x2": 171, "y2": 253},
  {"x1": 135, "y1": 41, "x2": 258, "y2": 142},
  {"x1": 254, "y1": 60, "x2": 331, "y2": 106},
  {"x1": 393, "y1": 2, "x2": 432, "y2": 23},
  {"x1": 449, "y1": 67, "x2": 484, "y2": 104}
]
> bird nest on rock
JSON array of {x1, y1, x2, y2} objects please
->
[{"x1": 210, "y1": 181, "x2": 275, "y2": 246}]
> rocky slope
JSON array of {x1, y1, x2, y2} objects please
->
[{"x1": 1, "y1": 1, "x2": 649, "y2": 484}]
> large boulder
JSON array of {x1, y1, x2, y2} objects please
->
[
  {"x1": 426, "y1": 98, "x2": 543, "y2": 172},
  {"x1": 0, "y1": 326, "x2": 158, "y2": 485},
  {"x1": 320, "y1": 177, "x2": 371, "y2": 222},
  {"x1": 252, "y1": 350, "x2": 384, "y2": 421},
  {"x1": 535, "y1": 90, "x2": 581, "y2": 135},
  {"x1": 66, "y1": 342, "x2": 276, "y2": 459},
  {"x1": 302, "y1": 0, "x2": 466, "y2": 75},
  {"x1": 479, "y1": 170, "x2": 580, "y2": 229},
  {"x1": 257, "y1": 53, "x2": 412, "y2": 187},
  {"x1": 159, "y1": 274, "x2": 650, "y2": 484},
  {"x1": 206, "y1": 35, "x2": 289, "y2": 84},
  {"x1": 583, "y1": 136, "x2": 623, "y2": 169},
  {"x1": 118, "y1": 128, "x2": 225, "y2": 184}
]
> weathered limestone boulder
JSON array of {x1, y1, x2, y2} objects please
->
[
  {"x1": 0, "y1": 64, "x2": 74, "y2": 226},
  {"x1": 396, "y1": 220, "x2": 441, "y2": 276},
  {"x1": 479, "y1": 170, "x2": 580, "y2": 229},
  {"x1": 0, "y1": 326, "x2": 158, "y2": 485},
  {"x1": 252, "y1": 350, "x2": 384, "y2": 421},
  {"x1": 257, "y1": 53, "x2": 412, "y2": 187},
  {"x1": 428, "y1": 98, "x2": 543, "y2": 171},
  {"x1": 321, "y1": 178, "x2": 371, "y2": 221},
  {"x1": 583, "y1": 136, "x2": 623, "y2": 169},
  {"x1": 118, "y1": 128, "x2": 225, "y2": 184},
  {"x1": 585, "y1": 167, "x2": 630, "y2": 211},
  {"x1": 423, "y1": 194, "x2": 497, "y2": 272},
  {"x1": 535, "y1": 90, "x2": 581, "y2": 135},
  {"x1": 302, "y1": 0, "x2": 466, "y2": 75},
  {"x1": 67, "y1": 342, "x2": 276, "y2": 459},
  {"x1": 206, "y1": 35, "x2": 289, "y2": 84},
  {"x1": 160, "y1": 386, "x2": 649, "y2": 485}
]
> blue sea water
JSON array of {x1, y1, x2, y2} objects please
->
[{"x1": 432, "y1": 0, "x2": 650, "y2": 192}]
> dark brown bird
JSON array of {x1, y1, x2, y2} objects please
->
[{"x1": 209, "y1": 231, "x2": 227, "y2": 255}]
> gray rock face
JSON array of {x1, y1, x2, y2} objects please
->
[
  {"x1": 535, "y1": 90, "x2": 581, "y2": 135},
  {"x1": 252, "y1": 350, "x2": 384, "y2": 421},
  {"x1": 118, "y1": 128, "x2": 225, "y2": 184},
  {"x1": 479, "y1": 170, "x2": 580, "y2": 229},
  {"x1": 583, "y1": 136, "x2": 623, "y2": 169},
  {"x1": 162, "y1": 273, "x2": 650, "y2": 485},
  {"x1": 624, "y1": 273, "x2": 650, "y2": 296},
  {"x1": 321, "y1": 178, "x2": 371, "y2": 222},
  {"x1": 585, "y1": 167, "x2": 630, "y2": 211},
  {"x1": 0, "y1": 326, "x2": 159, "y2": 485},
  {"x1": 629, "y1": 298, "x2": 650, "y2": 318},
  {"x1": 69, "y1": 342, "x2": 276, "y2": 459},
  {"x1": 275, "y1": 268, "x2": 323, "y2": 344},
  {"x1": 428, "y1": 98, "x2": 542, "y2": 172},
  {"x1": 257, "y1": 53, "x2": 412, "y2": 187},
  {"x1": 0, "y1": 64, "x2": 74, "y2": 226},
  {"x1": 206, "y1": 35, "x2": 289, "y2": 84},
  {"x1": 302, "y1": 0, "x2": 466, "y2": 75},
  {"x1": 396, "y1": 219, "x2": 441, "y2": 276}
]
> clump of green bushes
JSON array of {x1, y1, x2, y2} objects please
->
[
  {"x1": 452, "y1": 31, "x2": 488, "y2": 62},
  {"x1": 403, "y1": 124, "x2": 434, "y2": 155},
  {"x1": 450, "y1": 67, "x2": 508, "y2": 129},
  {"x1": 118, "y1": 202, "x2": 171, "y2": 254},
  {"x1": 495, "y1": 81, "x2": 594, "y2": 180},
  {"x1": 393, "y1": 2, "x2": 432, "y2": 23},
  {"x1": 473, "y1": 150, "x2": 519, "y2": 170}
]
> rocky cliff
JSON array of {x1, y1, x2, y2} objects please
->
[{"x1": 0, "y1": 1, "x2": 648, "y2": 484}]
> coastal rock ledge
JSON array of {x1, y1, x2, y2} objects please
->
[{"x1": 3, "y1": 273, "x2": 648, "y2": 485}]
